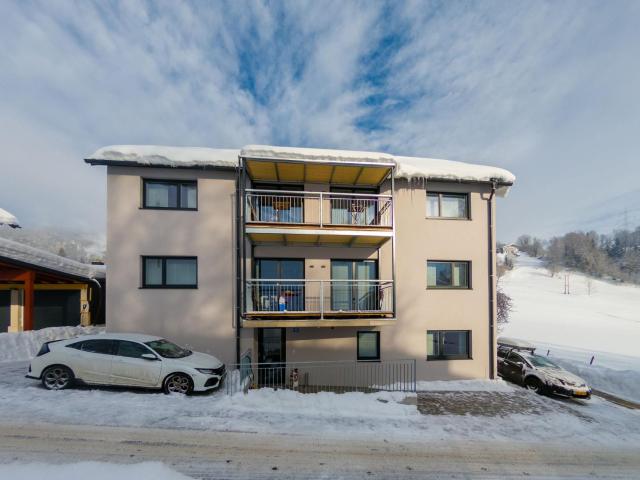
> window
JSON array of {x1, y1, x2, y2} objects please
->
[
  {"x1": 427, "y1": 192, "x2": 468, "y2": 219},
  {"x1": 143, "y1": 179, "x2": 197, "y2": 210},
  {"x1": 116, "y1": 341, "x2": 154, "y2": 359},
  {"x1": 79, "y1": 339, "x2": 115, "y2": 355},
  {"x1": 427, "y1": 331, "x2": 471, "y2": 360},
  {"x1": 142, "y1": 257, "x2": 197, "y2": 288},
  {"x1": 357, "y1": 331, "x2": 380, "y2": 361},
  {"x1": 427, "y1": 261, "x2": 470, "y2": 289}
]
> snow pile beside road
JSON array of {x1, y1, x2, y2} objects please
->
[
  {"x1": 0, "y1": 207, "x2": 20, "y2": 227},
  {"x1": 0, "y1": 326, "x2": 105, "y2": 362},
  {"x1": 0, "y1": 461, "x2": 191, "y2": 480},
  {"x1": 417, "y1": 379, "x2": 516, "y2": 392}
]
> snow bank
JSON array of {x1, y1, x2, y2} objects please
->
[
  {"x1": 0, "y1": 326, "x2": 105, "y2": 362},
  {"x1": 88, "y1": 145, "x2": 515, "y2": 196},
  {"x1": 417, "y1": 379, "x2": 516, "y2": 392},
  {"x1": 0, "y1": 462, "x2": 191, "y2": 480},
  {"x1": 0, "y1": 236, "x2": 105, "y2": 279},
  {"x1": 87, "y1": 145, "x2": 239, "y2": 168},
  {"x1": 0, "y1": 207, "x2": 20, "y2": 227}
]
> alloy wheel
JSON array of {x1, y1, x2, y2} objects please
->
[
  {"x1": 166, "y1": 374, "x2": 191, "y2": 394},
  {"x1": 43, "y1": 367, "x2": 72, "y2": 390}
]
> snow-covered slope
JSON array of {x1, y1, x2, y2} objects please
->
[{"x1": 500, "y1": 254, "x2": 640, "y2": 401}]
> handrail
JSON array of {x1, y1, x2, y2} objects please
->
[{"x1": 246, "y1": 278, "x2": 394, "y2": 283}]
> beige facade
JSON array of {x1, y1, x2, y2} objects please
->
[{"x1": 102, "y1": 161, "x2": 498, "y2": 381}]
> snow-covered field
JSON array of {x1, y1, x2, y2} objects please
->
[{"x1": 500, "y1": 254, "x2": 640, "y2": 401}]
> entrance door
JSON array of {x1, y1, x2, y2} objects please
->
[
  {"x1": 255, "y1": 259, "x2": 304, "y2": 312},
  {"x1": 331, "y1": 260, "x2": 378, "y2": 311},
  {"x1": 258, "y1": 328, "x2": 286, "y2": 387}
]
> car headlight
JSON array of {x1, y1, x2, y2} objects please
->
[{"x1": 195, "y1": 368, "x2": 217, "y2": 375}]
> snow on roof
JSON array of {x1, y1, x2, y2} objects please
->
[
  {"x1": 0, "y1": 208, "x2": 20, "y2": 228},
  {"x1": 240, "y1": 145, "x2": 395, "y2": 164},
  {"x1": 0, "y1": 236, "x2": 105, "y2": 280},
  {"x1": 86, "y1": 145, "x2": 240, "y2": 169},
  {"x1": 87, "y1": 144, "x2": 515, "y2": 196}
]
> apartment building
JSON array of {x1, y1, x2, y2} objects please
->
[{"x1": 86, "y1": 145, "x2": 514, "y2": 381}]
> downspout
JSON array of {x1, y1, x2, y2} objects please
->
[
  {"x1": 234, "y1": 159, "x2": 242, "y2": 365},
  {"x1": 487, "y1": 179, "x2": 498, "y2": 379}
]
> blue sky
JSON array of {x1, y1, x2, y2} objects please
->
[{"x1": 1, "y1": 0, "x2": 639, "y2": 240}]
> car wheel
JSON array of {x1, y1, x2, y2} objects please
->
[
  {"x1": 163, "y1": 373, "x2": 193, "y2": 395},
  {"x1": 524, "y1": 377, "x2": 544, "y2": 394},
  {"x1": 42, "y1": 365, "x2": 74, "y2": 391}
]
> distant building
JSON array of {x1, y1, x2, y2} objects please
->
[{"x1": 0, "y1": 237, "x2": 105, "y2": 332}]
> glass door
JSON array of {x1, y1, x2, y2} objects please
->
[
  {"x1": 258, "y1": 328, "x2": 286, "y2": 387},
  {"x1": 330, "y1": 188, "x2": 377, "y2": 226},
  {"x1": 255, "y1": 259, "x2": 304, "y2": 311},
  {"x1": 330, "y1": 260, "x2": 378, "y2": 311}
]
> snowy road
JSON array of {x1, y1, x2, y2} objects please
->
[{"x1": 1, "y1": 422, "x2": 639, "y2": 479}]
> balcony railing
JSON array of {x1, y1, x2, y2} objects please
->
[
  {"x1": 245, "y1": 189, "x2": 393, "y2": 228},
  {"x1": 245, "y1": 279, "x2": 394, "y2": 318}
]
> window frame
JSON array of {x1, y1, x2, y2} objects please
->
[
  {"x1": 114, "y1": 340, "x2": 158, "y2": 359},
  {"x1": 67, "y1": 339, "x2": 116, "y2": 355},
  {"x1": 426, "y1": 260, "x2": 471, "y2": 289},
  {"x1": 426, "y1": 330, "x2": 472, "y2": 361},
  {"x1": 426, "y1": 192, "x2": 470, "y2": 220},
  {"x1": 141, "y1": 256, "x2": 198, "y2": 289},
  {"x1": 357, "y1": 331, "x2": 381, "y2": 362},
  {"x1": 142, "y1": 178, "x2": 198, "y2": 211}
]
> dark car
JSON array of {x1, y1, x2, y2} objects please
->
[{"x1": 497, "y1": 338, "x2": 591, "y2": 399}]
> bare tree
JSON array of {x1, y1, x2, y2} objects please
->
[{"x1": 496, "y1": 285, "x2": 513, "y2": 330}]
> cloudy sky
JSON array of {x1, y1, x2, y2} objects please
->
[{"x1": 1, "y1": 0, "x2": 639, "y2": 241}]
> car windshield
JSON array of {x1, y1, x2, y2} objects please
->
[
  {"x1": 524, "y1": 354, "x2": 559, "y2": 368},
  {"x1": 145, "y1": 339, "x2": 192, "y2": 358}
]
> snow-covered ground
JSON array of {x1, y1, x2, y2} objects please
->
[
  {"x1": 500, "y1": 254, "x2": 640, "y2": 401},
  {"x1": 0, "y1": 462, "x2": 190, "y2": 480},
  {"x1": 1, "y1": 358, "x2": 638, "y2": 447}
]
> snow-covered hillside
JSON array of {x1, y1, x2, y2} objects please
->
[{"x1": 500, "y1": 254, "x2": 640, "y2": 401}]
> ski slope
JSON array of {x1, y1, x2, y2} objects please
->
[{"x1": 500, "y1": 254, "x2": 640, "y2": 401}]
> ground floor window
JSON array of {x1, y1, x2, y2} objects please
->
[
  {"x1": 357, "y1": 331, "x2": 380, "y2": 361},
  {"x1": 427, "y1": 330, "x2": 471, "y2": 360},
  {"x1": 142, "y1": 256, "x2": 197, "y2": 288}
]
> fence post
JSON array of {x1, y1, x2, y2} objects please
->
[{"x1": 413, "y1": 359, "x2": 417, "y2": 392}]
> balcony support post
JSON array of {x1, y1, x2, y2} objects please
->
[
  {"x1": 319, "y1": 192, "x2": 323, "y2": 227},
  {"x1": 320, "y1": 281, "x2": 324, "y2": 320}
]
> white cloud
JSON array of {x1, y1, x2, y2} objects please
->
[{"x1": 0, "y1": 0, "x2": 639, "y2": 240}]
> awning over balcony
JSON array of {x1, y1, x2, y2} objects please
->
[{"x1": 241, "y1": 146, "x2": 394, "y2": 186}]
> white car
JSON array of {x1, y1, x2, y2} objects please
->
[{"x1": 26, "y1": 333, "x2": 225, "y2": 395}]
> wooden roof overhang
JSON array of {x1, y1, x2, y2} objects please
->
[
  {"x1": 0, "y1": 258, "x2": 92, "y2": 285},
  {"x1": 242, "y1": 156, "x2": 394, "y2": 187}
]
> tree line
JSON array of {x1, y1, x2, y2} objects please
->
[{"x1": 514, "y1": 227, "x2": 640, "y2": 284}]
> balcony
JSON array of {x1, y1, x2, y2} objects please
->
[
  {"x1": 244, "y1": 190, "x2": 393, "y2": 246},
  {"x1": 243, "y1": 279, "x2": 395, "y2": 327}
]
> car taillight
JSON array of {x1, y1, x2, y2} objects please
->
[{"x1": 36, "y1": 343, "x2": 50, "y2": 356}]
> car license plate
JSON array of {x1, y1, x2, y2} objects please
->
[{"x1": 574, "y1": 389, "x2": 589, "y2": 396}]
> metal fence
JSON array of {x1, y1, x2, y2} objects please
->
[
  {"x1": 245, "y1": 279, "x2": 394, "y2": 316},
  {"x1": 224, "y1": 359, "x2": 416, "y2": 395},
  {"x1": 245, "y1": 189, "x2": 393, "y2": 227}
]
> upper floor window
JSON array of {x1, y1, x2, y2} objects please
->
[
  {"x1": 143, "y1": 179, "x2": 197, "y2": 210},
  {"x1": 427, "y1": 261, "x2": 470, "y2": 289},
  {"x1": 427, "y1": 192, "x2": 468, "y2": 219},
  {"x1": 142, "y1": 256, "x2": 197, "y2": 288}
]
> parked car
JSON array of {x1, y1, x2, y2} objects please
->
[
  {"x1": 497, "y1": 337, "x2": 591, "y2": 399},
  {"x1": 26, "y1": 333, "x2": 225, "y2": 395}
]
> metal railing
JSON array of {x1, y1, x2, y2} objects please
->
[
  {"x1": 245, "y1": 279, "x2": 394, "y2": 317},
  {"x1": 224, "y1": 359, "x2": 416, "y2": 395},
  {"x1": 245, "y1": 189, "x2": 393, "y2": 227}
]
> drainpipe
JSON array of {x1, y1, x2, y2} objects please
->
[
  {"x1": 487, "y1": 179, "x2": 498, "y2": 379},
  {"x1": 234, "y1": 159, "x2": 242, "y2": 365}
]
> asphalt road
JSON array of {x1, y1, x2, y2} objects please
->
[{"x1": 0, "y1": 422, "x2": 638, "y2": 479}]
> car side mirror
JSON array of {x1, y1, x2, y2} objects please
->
[{"x1": 141, "y1": 353, "x2": 158, "y2": 361}]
